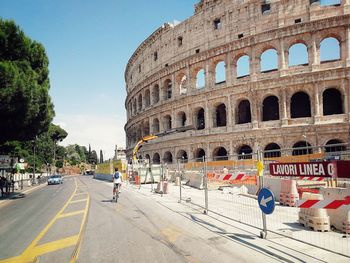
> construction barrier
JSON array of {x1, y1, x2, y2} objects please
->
[{"x1": 280, "y1": 179, "x2": 299, "y2": 207}]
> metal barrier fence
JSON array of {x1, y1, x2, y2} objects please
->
[{"x1": 165, "y1": 143, "x2": 350, "y2": 257}]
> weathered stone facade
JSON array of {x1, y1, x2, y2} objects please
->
[{"x1": 124, "y1": 0, "x2": 350, "y2": 163}]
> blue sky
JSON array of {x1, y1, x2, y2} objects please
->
[{"x1": 0, "y1": 0, "x2": 197, "y2": 158}]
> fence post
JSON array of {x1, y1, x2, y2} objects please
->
[
  {"x1": 258, "y1": 149, "x2": 267, "y2": 239},
  {"x1": 177, "y1": 159, "x2": 182, "y2": 203},
  {"x1": 204, "y1": 155, "x2": 208, "y2": 215}
]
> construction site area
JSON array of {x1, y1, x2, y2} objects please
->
[{"x1": 127, "y1": 143, "x2": 350, "y2": 258}]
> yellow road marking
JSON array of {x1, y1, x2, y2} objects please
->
[
  {"x1": 31, "y1": 235, "x2": 79, "y2": 256},
  {"x1": 161, "y1": 228, "x2": 182, "y2": 243},
  {"x1": 69, "y1": 199, "x2": 87, "y2": 204},
  {"x1": 58, "y1": 210, "x2": 85, "y2": 219},
  {"x1": 0, "y1": 178, "x2": 90, "y2": 263},
  {"x1": 74, "y1": 192, "x2": 88, "y2": 196}
]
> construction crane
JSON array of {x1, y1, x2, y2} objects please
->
[
  {"x1": 132, "y1": 135, "x2": 158, "y2": 161},
  {"x1": 132, "y1": 125, "x2": 195, "y2": 161}
]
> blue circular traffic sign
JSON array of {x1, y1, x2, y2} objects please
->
[{"x1": 258, "y1": 188, "x2": 275, "y2": 214}]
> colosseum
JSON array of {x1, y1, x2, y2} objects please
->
[{"x1": 124, "y1": 0, "x2": 350, "y2": 164}]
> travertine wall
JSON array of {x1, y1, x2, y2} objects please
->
[{"x1": 124, "y1": 0, "x2": 350, "y2": 162}]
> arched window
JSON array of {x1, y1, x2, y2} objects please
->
[
  {"x1": 194, "y1": 148, "x2": 206, "y2": 161},
  {"x1": 196, "y1": 69, "x2": 205, "y2": 89},
  {"x1": 291, "y1": 92, "x2": 311, "y2": 118},
  {"x1": 138, "y1": 94, "x2": 143, "y2": 111},
  {"x1": 215, "y1": 61, "x2": 226, "y2": 84},
  {"x1": 143, "y1": 120, "x2": 150, "y2": 136},
  {"x1": 179, "y1": 75, "x2": 187, "y2": 95},
  {"x1": 213, "y1": 147, "x2": 228, "y2": 161},
  {"x1": 145, "y1": 154, "x2": 151, "y2": 161},
  {"x1": 213, "y1": 103, "x2": 227, "y2": 127},
  {"x1": 264, "y1": 143, "x2": 281, "y2": 158},
  {"x1": 163, "y1": 151, "x2": 173, "y2": 164},
  {"x1": 323, "y1": 88, "x2": 343, "y2": 115},
  {"x1": 292, "y1": 141, "x2": 312, "y2": 156},
  {"x1": 177, "y1": 150, "x2": 188, "y2": 163},
  {"x1": 325, "y1": 139, "x2": 346, "y2": 152},
  {"x1": 237, "y1": 100, "x2": 251, "y2": 124},
  {"x1": 152, "y1": 84, "x2": 160, "y2": 104},
  {"x1": 133, "y1": 99, "x2": 137, "y2": 114},
  {"x1": 320, "y1": 0, "x2": 341, "y2": 7},
  {"x1": 289, "y1": 43, "x2": 308, "y2": 66},
  {"x1": 163, "y1": 115, "x2": 172, "y2": 131},
  {"x1": 163, "y1": 79, "x2": 172, "y2": 100},
  {"x1": 152, "y1": 118, "x2": 160, "y2": 133},
  {"x1": 320, "y1": 37, "x2": 340, "y2": 62},
  {"x1": 238, "y1": 145, "x2": 253, "y2": 160},
  {"x1": 195, "y1": 108, "x2": 205, "y2": 130},
  {"x1": 152, "y1": 153, "x2": 160, "y2": 164},
  {"x1": 262, "y1": 96, "x2": 279, "y2": 121},
  {"x1": 145, "y1": 89, "x2": 150, "y2": 107},
  {"x1": 260, "y1": 49, "x2": 278, "y2": 72},
  {"x1": 177, "y1": 111, "x2": 186, "y2": 127},
  {"x1": 237, "y1": 55, "x2": 250, "y2": 78}
]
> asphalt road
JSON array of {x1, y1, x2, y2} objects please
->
[{"x1": 0, "y1": 176, "x2": 348, "y2": 263}]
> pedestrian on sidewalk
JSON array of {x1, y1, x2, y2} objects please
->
[{"x1": 0, "y1": 176, "x2": 5, "y2": 197}]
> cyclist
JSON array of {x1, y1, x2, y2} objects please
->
[{"x1": 113, "y1": 168, "x2": 122, "y2": 199}]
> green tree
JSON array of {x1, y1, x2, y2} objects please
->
[
  {"x1": 0, "y1": 19, "x2": 54, "y2": 143},
  {"x1": 89, "y1": 150, "x2": 98, "y2": 164}
]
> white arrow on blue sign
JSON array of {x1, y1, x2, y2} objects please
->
[{"x1": 258, "y1": 188, "x2": 275, "y2": 214}]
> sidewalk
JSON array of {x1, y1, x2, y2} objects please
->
[
  {"x1": 0, "y1": 183, "x2": 46, "y2": 207},
  {"x1": 125, "y1": 181, "x2": 350, "y2": 263}
]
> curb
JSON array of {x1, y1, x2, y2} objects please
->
[{"x1": 0, "y1": 184, "x2": 46, "y2": 207}]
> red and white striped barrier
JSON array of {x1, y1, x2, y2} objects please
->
[
  {"x1": 298, "y1": 176, "x2": 325, "y2": 181},
  {"x1": 297, "y1": 196, "x2": 350, "y2": 209},
  {"x1": 213, "y1": 172, "x2": 247, "y2": 181}
]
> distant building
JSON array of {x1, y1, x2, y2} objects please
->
[{"x1": 113, "y1": 145, "x2": 126, "y2": 162}]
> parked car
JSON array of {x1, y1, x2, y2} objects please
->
[{"x1": 47, "y1": 175, "x2": 63, "y2": 185}]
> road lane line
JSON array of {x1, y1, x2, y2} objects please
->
[
  {"x1": 74, "y1": 192, "x2": 88, "y2": 196},
  {"x1": 69, "y1": 189, "x2": 90, "y2": 263},
  {"x1": 58, "y1": 210, "x2": 85, "y2": 219},
  {"x1": 31, "y1": 235, "x2": 79, "y2": 257},
  {"x1": 69, "y1": 199, "x2": 88, "y2": 204}
]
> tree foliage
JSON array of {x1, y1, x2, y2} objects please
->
[{"x1": 0, "y1": 19, "x2": 54, "y2": 143}]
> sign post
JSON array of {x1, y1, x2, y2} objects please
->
[{"x1": 258, "y1": 188, "x2": 275, "y2": 238}]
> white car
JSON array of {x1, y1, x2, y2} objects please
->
[{"x1": 47, "y1": 175, "x2": 63, "y2": 185}]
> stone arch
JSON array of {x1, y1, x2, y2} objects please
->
[
  {"x1": 325, "y1": 139, "x2": 346, "y2": 152},
  {"x1": 237, "y1": 145, "x2": 253, "y2": 160},
  {"x1": 194, "y1": 107, "x2": 205, "y2": 130},
  {"x1": 177, "y1": 73, "x2": 187, "y2": 95},
  {"x1": 163, "y1": 79, "x2": 172, "y2": 100},
  {"x1": 214, "y1": 103, "x2": 227, "y2": 127},
  {"x1": 260, "y1": 48, "x2": 278, "y2": 72},
  {"x1": 145, "y1": 154, "x2": 151, "y2": 161},
  {"x1": 145, "y1": 89, "x2": 150, "y2": 107},
  {"x1": 152, "y1": 118, "x2": 160, "y2": 133},
  {"x1": 194, "y1": 148, "x2": 206, "y2": 161},
  {"x1": 215, "y1": 61, "x2": 226, "y2": 84},
  {"x1": 292, "y1": 141, "x2": 312, "y2": 156},
  {"x1": 289, "y1": 43, "x2": 308, "y2": 66},
  {"x1": 264, "y1": 143, "x2": 281, "y2": 158},
  {"x1": 213, "y1": 147, "x2": 228, "y2": 161},
  {"x1": 262, "y1": 96, "x2": 279, "y2": 121},
  {"x1": 320, "y1": 37, "x2": 340, "y2": 62},
  {"x1": 323, "y1": 88, "x2": 343, "y2": 115},
  {"x1": 177, "y1": 111, "x2": 187, "y2": 127},
  {"x1": 236, "y1": 54, "x2": 250, "y2": 78},
  {"x1": 133, "y1": 99, "x2": 137, "y2": 114},
  {"x1": 291, "y1": 92, "x2": 311, "y2": 118},
  {"x1": 176, "y1": 150, "x2": 188, "y2": 163},
  {"x1": 196, "y1": 69, "x2": 205, "y2": 89},
  {"x1": 152, "y1": 153, "x2": 160, "y2": 164},
  {"x1": 142, "y1": 119, "x2": 150, "y2": 136},
  {"x1": 236, "y1": 99, "x2": 251, "y2": 124},
  {"x1": 163, "y1": 151, "x2": 173, "y2": 164},
  {"x1": 152, "y1": 84, "x2": 160, "y2": 104},
  {"x1": 163, "y1": 115, "x2": 172, "y2": 131}
]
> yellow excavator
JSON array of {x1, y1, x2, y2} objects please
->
[{"x1": 132, "y1": 134, "x2": 158, "y2": 161}]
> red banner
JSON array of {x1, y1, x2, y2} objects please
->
[{"x1": 269, "y1": 161, "x2": 350, "y2": 178}]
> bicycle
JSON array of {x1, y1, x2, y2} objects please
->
[{"x1": 113, "y1": 183, "x2": 120, "y2": 202}]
